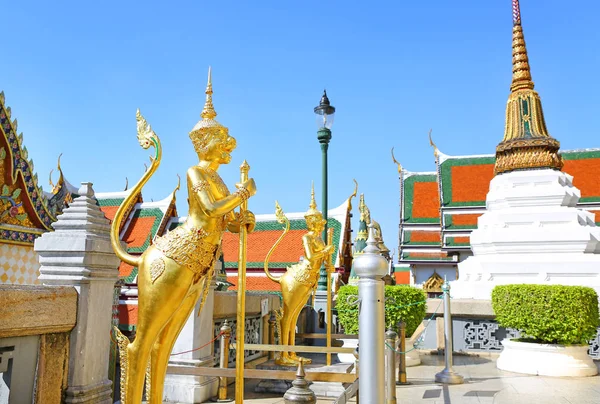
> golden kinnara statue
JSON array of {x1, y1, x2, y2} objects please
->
[
  {"x1": 110, "y1": 68, "x2": 256, "y2": 404},
  {"x1": 264, "y1": 186, "x2": 334, "y2": 366}
]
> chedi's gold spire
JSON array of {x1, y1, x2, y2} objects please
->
[{"x1": 494, "y1": 0, "x2": 563, "y2": 175}]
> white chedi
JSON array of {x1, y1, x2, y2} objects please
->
[{"x1": 453, "y1": 168, "x2": 600, "y2": 300}]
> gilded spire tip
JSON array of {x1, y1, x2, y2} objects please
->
[
  {"x1": 510, "y1": 0, "x2": 533, "y2": 92},
  {"x1": 201, "y1": 66, "x2": 217, "y2": 120},
  {"x1": 310, "y1": 182, "x2": 317, "y2": 210},
  {"x1": 512, "y1": 0, "x2": 521, "y2": 25}
]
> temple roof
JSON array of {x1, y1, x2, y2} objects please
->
[
  {"x1": 0, "y1": 91, "x2": 69, "y2": 244},
  {"x1": 402, "y1": 172, "x2": 440, "y2": 224},
  {"x1": 398, "y1": 148, "x2": 600, "y2": 261}
]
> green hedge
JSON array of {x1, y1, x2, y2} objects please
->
[
  {"x1": 492, "y1": 284, "x2": 600, "y2": 345},
  {"x1": 336, "y1": 285, "x2": 427, "y2": 337}
]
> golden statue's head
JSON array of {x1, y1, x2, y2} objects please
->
[
  {"x1": 305, "y1": 183, "x2": 326, "y2": 233},
  {"x1": 189, "y1": 67, "x2": 237, "y2": 164}
]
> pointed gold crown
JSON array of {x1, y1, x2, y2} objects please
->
[
  {"x1": 189, "y1": 67, "x2": 232, "y2": 154},
  {"x1": 494, "y1": 0, "x2": 563, "y2": 174},
  {"x1": 305, "y1": 183, "x2": 324, "y2": 223}
]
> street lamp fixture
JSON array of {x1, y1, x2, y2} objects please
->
[
  {"x1": 314, "y1": 90, "x2": 336, "y2": 129},
  {"x1": 314, "y1": 90, "x2": 335, "y2": 366},
  {"x1": 314, "y1": 90, "x2": 334, "y2": 292}
]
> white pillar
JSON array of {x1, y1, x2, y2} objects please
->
[
  {"x1": 354, "y1": 224, "x2": 388, "y2": 404},
  {"x1": 35, "y1": 182, "x2": 120, "y2": 404}
]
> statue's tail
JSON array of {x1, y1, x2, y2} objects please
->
[
  {"x1": 110, "y1": 110, "x2": 162, "y2": 267},
  {"x1": 113, "y1": 326, "x2": 130, "y2": 402},
  {"x1": 264, "y1": 201, "x2": 290, "y2": 283}
]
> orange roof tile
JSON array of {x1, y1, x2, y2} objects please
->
[
  {"x1": 394, "y1": 272, "x2": 410, "y2": 285},
  {"x1": 122, "y1": 216, "x2": 156, "y2": 248},
  {"x1": 450, "y1": 164, "x2": 494, "y2": 203},
  {"x1": 222, "y1": 229, "x2": 306, "y2": 265},
  {"x1": 412, "y1": 182, "x2": 440, "y2": 219},
  {"x1": 452, "y1": 214, "x2": 481, "y2": 227},
  {"x1": 119, "y1": 261, "x2": 135, "y2": 278},
  {"x1": 100, "y1": 206, "x2": 119, "y2": 223},
  {"x1": 408, "y1": 251, "x2": 448, "y2": 258},
  {"x1": 564, "y1": 158, "x2": 600, "y2": 199},
  {"x1": 118, "y1": 303, "x2": 138, "y2": 326},
  {"x1": 226, "y1": 275, "x2": 280, "y2": 291},
  {"x1": 410, "y1": 231, "x2": 441, "y2": 243}
]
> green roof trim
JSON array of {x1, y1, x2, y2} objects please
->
[
  {"x1": 393, "y1": 266, "x2": 411, "y2": 273},
  {"x1": 440, "y1": 156, "x2": 494, "y2": 207},
  {"x1": 123, "y1": 267, "x2": 138, "y2": 283},
  {"x1": 561, "y1": 150, "x2": 600, "y2": 160},
  {"x1": 403, "y1": 174, "x2": 439, "y2": 224},
  {"x1": 118, "y1": 324, "x2": 136, "y2": 332},
  {"x1": 97, "y1": 197, "x2": 125, "y2": 207},
  {"x1": 445, "y1": 236, "x2": 471, "y2": 247}
]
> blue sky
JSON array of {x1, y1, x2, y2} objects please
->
[{"x1": 2, "y1": 0, "x2": 599, "y2": 256}]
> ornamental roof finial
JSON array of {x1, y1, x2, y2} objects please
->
[{"x1": 428, "y1": 129, "x2": 439, "y2": 159}]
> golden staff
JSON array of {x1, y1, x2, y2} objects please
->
[
  {"x1": 235, "y1": 160, "x2": 250, "y2": 402},
  {"x1": 326, "y1": 226, "x2": 334, "y2": 366}
]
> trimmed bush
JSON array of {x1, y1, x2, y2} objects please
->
[
  {"x1": 492, "y1": 284, "x2": 600, "y2": 345},
  {"x1": 336, "y1": 285, "x2": 427, "y2": 337}
]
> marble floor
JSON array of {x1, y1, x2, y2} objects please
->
[{"x1": 228, "y1": 353, "x2": 600, "y2": 404}]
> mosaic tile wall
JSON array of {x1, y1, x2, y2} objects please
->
[{"x1": 0, "y1": 244, "x2": 40, "y2": 285}]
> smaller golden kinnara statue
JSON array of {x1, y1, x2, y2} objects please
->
[
  {"x1": 110, "y1": 68, "x2": 256, "y2": 404},
  {"x1": 264, "y1": 186, "x2": 334, "y2": 366}
]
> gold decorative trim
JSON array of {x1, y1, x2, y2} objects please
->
[
  {"x1": 495, "y1": 146, "x2": 563, "y2": 175},
  {"x1": 113, "y1": 327, "x2": 129, "y2": 403},
  {"x1": 153, "y1": 226, "x2": 219, "y2": 276},
  {"x1": 149, "y1": 258, "x2": 166, "y2": 284}
]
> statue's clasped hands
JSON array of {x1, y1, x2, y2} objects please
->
[
  {"x1": 235, "y1": 178, "x2": 257, "y2": 232},
  {"x1": 238, "y1": 210, "x2": 256, "y2": 232}
]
